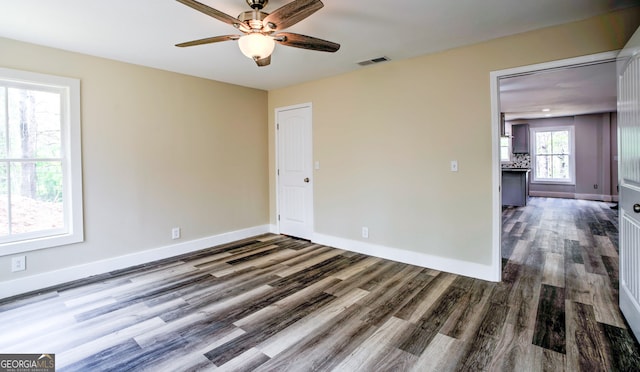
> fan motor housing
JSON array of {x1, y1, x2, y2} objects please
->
[
  {"x1": 238, "y1": 10, "x2": 268, "y2": 22},
  {"x1": 246, "y1": 0, "x2": 268, "y2": 9}
]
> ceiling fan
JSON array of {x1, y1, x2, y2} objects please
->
[{"x1": 175, "y1": 0, "x2": 340, "y2": 67}]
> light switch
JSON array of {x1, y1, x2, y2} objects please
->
[
  {"x1": 315, "y1": 161, "x2": 320, "y2": 170},
  {"x1": 451, "y1": 160, "x2": 458, "y2": 172}
]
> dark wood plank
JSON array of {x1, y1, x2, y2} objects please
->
[
  {"x1": 397, "y1": 286, "x2": 468, "y2": 355},
  {"x1": 456, "y1": 301, "x2": 510, "y2": 371},
  {"x1": 572, "y1": 302, "x2": 610, "y2": 370},
  {"x1": 360, "y1": 268, "x2": 433, "y2": 327},
  {"x1": 600, "y1": 255, "x2": 620, "y2": 301},
  {"x1": 565, "y1": 239, "x2": 584, "y2": 265},
  {"x1": 440, "y1": 280, "x2": 494, "y2": 340},
  {"x1": 393, "y1": 272, "x2": 449, "y2": 322},
  {"x1": 601, "y1": 322, "x2": 640, "y2": 371},
  {"x1": 533, "y1": 284, "x2": 566, "y2": 354}
]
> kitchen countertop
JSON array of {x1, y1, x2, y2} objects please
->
[{"x1": 502, "y1": 168, "x2": 531, "y2": 172}]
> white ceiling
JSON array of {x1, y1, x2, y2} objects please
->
[
  {"x1": 500, "y1": 61, "x2": 618, "y2": 120},
  {"x1": 0, "y1": 0, "x2": 637, "y2": 92}
]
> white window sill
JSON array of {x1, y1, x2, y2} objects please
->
[{"x1": 0, "y1": 232, "x2": 84, "y2": 256}]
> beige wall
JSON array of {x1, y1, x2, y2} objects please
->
[
  {"x1": 0, "y1": 37, "x2": 269, "y2": 283},
  {"x1": 268, "y1": 7, "x2": 640, "y2": 266}
]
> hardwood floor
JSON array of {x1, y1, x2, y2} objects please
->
[{"x1": 1, "y1": 197, "x2": 639, "y2": 371}]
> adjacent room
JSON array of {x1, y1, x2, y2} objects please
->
[{"x1": 1, "y1": 0, "x2": 640, "y2": 370}]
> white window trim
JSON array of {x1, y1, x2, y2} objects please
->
[
  {"x1": 0, "y1": 67, "x2": 83, "y2": 255},
  {"x1": 531, "y1": 125, "x2": 575, "y2": 185}
]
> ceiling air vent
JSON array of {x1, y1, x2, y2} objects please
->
[{"x1": 357, "y1": 56, "x2": 390, "y2": 66}]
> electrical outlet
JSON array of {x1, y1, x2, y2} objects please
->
[
  {"x1": 362, "y1": 227, "x2": 369, "y2": 239},
  {"x1": 171, "y1": 227, "x2": 181, "y2": 240},
  {"x1": 11, "y1": 256, "x2": 26, "y2": 272}
]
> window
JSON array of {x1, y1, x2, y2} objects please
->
[
  {"x1": 531, "y1": 126, "x2": 574, "y2": 184},
  {"x1": 0, "y1": 68, "x2": 83, "y2": 255},
  {"x1": 500, "y1": 136, "x2": 511, "y2": 162}
]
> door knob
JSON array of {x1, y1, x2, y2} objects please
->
[
  {"x1": 304, "y1": 178, "x2": 310, "y2": 183},
  {"x1": 634, "y1": 204, "x2": 640, "y2": 213}
]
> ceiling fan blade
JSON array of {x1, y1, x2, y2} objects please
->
[
  {"x1": 275, "y1": 32, "x2": 340, "y2": 52},
  {"x1": 263, "y1": 0, "x2": 323, "y2": 31},
  {"x1": 255, "y1": 55, "x2": 271, "y2": 67},
  {"x1": 176, "y1": 35, "x2": 240, "y2": 47},
  {"x1": 176, "y1": 0, "x2": 249, "y2": 32}
]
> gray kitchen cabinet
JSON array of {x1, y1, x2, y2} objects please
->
[
  {"x1": 512, "y1": 124, "x2": 530, "y2": 154},
  {"x1": 502, "y1": 169, "x2": 530, "y2": 206}
]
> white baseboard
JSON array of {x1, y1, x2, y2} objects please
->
[
  {"x1": 529, "y1": 191, "x2": 575, "y2": 199},
  {"x1": 312, "y1": 233, "x2": 499, "y2": 282},
  {"x1": 0, "y1": 224, "x2": 271, "y2": 299},
  {"x1": 575, "y1": 193, "x2": 614, "y2": 202},
  {"x1": 2, "y1": 225, "x2": 501, "y2": 299},
  {"x1": 530, "y1": 191, "x2": 616, "y2": 202}
]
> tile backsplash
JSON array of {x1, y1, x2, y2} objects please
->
[{"x1": 502, "y1": 153, "x2": 531, "y2": 169}]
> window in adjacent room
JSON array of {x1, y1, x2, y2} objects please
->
[
  {"x1": 0, "y1": 68, "x2": 83, "y2": 255},
  {"x1": 531, "y1": 126, "x2": 575, "y2": 184},
  {"x1": 500, "y1": 136, "x2": 511, "y2": 162}
]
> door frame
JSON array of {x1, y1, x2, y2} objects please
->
[
  {"x1": 274, "y1": 102, "x2": 314, "y2": 237},
  {"x1": 489, "y1": 51, "x2": 619, "y2": 281}
]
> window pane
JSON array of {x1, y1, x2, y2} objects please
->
[
  {"x1": 0, "y1": 163, "x2": 7, "y2": 237},
  {"x1": 10, "y1": 161, "x2": 64, "y2": 234},
  {"x1": 552, "y1": 131, "x2": 569, "y2": 154},
  {"x1": 536, "y1": 155, "x2": 551, "y2": 178},
  {"x1": 7, "y1": 88, "x2": 61, "y2": 159},
  {"x1": 552, "y1": 155, "x2": 569, "y2": 180},
  {"x1": 536, "y1": 132, "x2": 551, "y2": 154}
]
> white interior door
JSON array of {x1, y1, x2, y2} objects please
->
[
  {"x1": 617, "y1": 26, "x2": 640, "y2": 341},
  {"x1": 277, "y1": 104, "x2": 313, "y2": 239}
]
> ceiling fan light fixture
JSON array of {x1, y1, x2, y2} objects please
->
[{"x1": 238, "y1": 33, "x2": 275, "y2": 60}]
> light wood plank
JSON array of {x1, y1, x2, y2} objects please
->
[
  {"x1": 332, "y1": 316, "x2": 411, "y2": 371},
  {"x1": 542, "y1": 252, "x2": 565, "y2": 288},
  {"x1": 257, "y1": 288, "x2": 369, "y2": 358},
  {"x1": 410, "y1": 332, "x2": 463, "y2": 372}
]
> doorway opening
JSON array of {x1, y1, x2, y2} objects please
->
[{"x1": 490, "y1": 51, "x2": 619, "y2": 280}]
